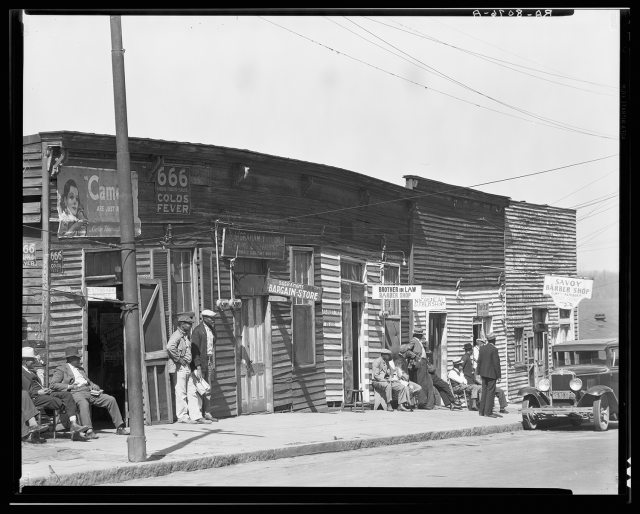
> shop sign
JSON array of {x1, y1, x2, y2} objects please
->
[
  {"x1": 414, "y1": 295, "x2": 446, "y2": 310},
  {"x1": 266, "y1": 278, "x2": 323, "y2": 302},
  {"x1": 154, "y1": 166, "x2": 191, "y2": 215},
  {"x1": 23, "y1": 242, "x2": 37, "y2": 267},
  {"x1": 49, "y1": 250, "x2": 64, "y2": 274},
  {"x1": 222, "y1": 229, "x2": 285, "y2": 259},
  {"x1": 56, "y1": 167, "x2": 141, "y2": 238},
  {"x1": 372, "y1": 285, "x2": 422, "y2": 300},
  {"x1": 543, "y1": 275, "x2": 593, "y2": 309},
  {"x1": 476, "y1": 303, "x2": 491, "y2": 317},
  {"x1": 87, "y1": 287, "x2": 117, "y2": 301}
]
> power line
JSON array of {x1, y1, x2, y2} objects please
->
[
  {"x1": 258, "y1": 16, "x2": 617, "y2": 141},
  {"x1": 569, "y1": 191, "x2": 619, "y2": 210},
  {"x1": 423, "y1": 17, "x2": 617, "y2": 89},
  {"x1": 578, "y1": 246, "x2": 619, "y2": 253},
  {"x1": 550, "y1": 169, "x2": 618, "y2": 206},
  {"x1": 591, "y1": 280, "x2": 619, "y2": 289},
  {"x1": 363, "y1": 16, "x2": 617, "y2": 97},
  {"x1": 577, "y1": 220, "x2": 619, "y2": 247},
  {"x1": 577, "y1": 202, "x2": 618, "y2": 223},
  {"x1": 341, "y1": 17, "x2": 616, "y2": 138}
]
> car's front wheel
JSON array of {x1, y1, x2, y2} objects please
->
[
  {"x1": 593, "y1": 396, "x2": 610, "y2": 432},
  {"x1": 522, "y1": 398, "x2": 539, "y2": 430}
]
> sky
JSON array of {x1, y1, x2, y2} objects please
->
[{"x1": 22, "y1": 9, "x2": 622, "y2": 272}]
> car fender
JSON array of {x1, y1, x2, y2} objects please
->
[
  {"x1": 517, "y1": 387, "x2": 549, "y2": 407},
  {"x1": 577, "y1": 386, "x2": 618, "y2": 412}
]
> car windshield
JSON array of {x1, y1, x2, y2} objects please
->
[{"x1": 554, "y1": 350, "x2": 607, "y2": 367}]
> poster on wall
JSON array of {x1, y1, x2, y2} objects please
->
[
  {"x1": 23, "y1": 242, "x2": 37, "y2": 267},
  {"x1": 56, "y1": 167, "x2": 141, "y2": 238},
  {"x1": 154, "y1": 165, "x2": 191, "y2": 214}
]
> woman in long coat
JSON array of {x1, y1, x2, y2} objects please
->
[{"x1": 399, "y1": 333, "x2": 436, "y2": 410}]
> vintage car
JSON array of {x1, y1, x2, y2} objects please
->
[{"x1": 518, "y1": 338, "x2": 619, "y2": 431}]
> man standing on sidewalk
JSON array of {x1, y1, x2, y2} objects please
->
[
  {"x1": 476, "y1": 332, "x2": 502, "y2": 418},
  {"x1": 167, "y1": 315, "x2": 212, "y2": 425},
  {"x1": 190, "y1": 309, "x2": 218, "y2": 422}
]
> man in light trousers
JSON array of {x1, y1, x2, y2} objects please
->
[{"x1": 167, "y1": 314, "x2": 212, "y2": 425}]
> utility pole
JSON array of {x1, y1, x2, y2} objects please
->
[{"x1": 110, "y1": 15, "x2": 146, "y2": 462}]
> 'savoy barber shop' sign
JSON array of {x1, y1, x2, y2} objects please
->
[{"x1": 543, "y1": 275, "x2": 593, "y2": 309}]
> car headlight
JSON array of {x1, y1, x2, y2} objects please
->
[
  {"x1": 538, "y1": 378, "x2": 550, "y2": 391},
  {"x1": 570, "y1": 378, "x2": 582, "y2": 391}
]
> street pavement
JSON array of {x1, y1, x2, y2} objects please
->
[
  {"x1": 20, "y1": 403, "x2": 524, "y2": 487},
  {"x1": 102, "y1": 424, "x2": 618, "y2": 492}
]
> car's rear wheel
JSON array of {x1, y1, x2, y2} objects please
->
[
  {"x1": 569, "y1": 417, "x2": 582, "y2": 427},
  {"x1": 522, "y1": 398, "x2": 539, "y2": 430},
  {"x1": 593, "y1": 396, "x2": 610, "y2": 432}
]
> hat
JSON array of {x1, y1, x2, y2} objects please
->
[
  {"x1": 22, "y1": 347, "x2": 37, "y2": 360},
  {"x1": 201, "y1": 309, "x2": 218, "y2": 318},
  {"x1": 486, "y1": 332, "x2": 496, "y2": 342},
  {"x1": 463, "y1": 343, "x2": 473, "y2": 351},
  {"x1": 65, "y1": 346, "x2": 81, "y2": 359},
  {"x1": 452, "y1": 357, "x2": 463, "y2": 366},
  {"x1": 475, "y1": 338, "x2": 486, "y2": 345},
  {"x1": 412, "y1": 328, "x2": 424, "y2": 335},
  {"x1": 178, "y1": 314, "x2": 194, "y2": 323},
  {"x1": 380, "y1": 348, "x2": 392, "y2": 355}
]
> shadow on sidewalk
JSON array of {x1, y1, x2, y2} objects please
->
[{"x1": 147, "y1": 428, "x2": 265, "y2": 461}]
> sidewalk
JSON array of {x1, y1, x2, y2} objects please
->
[{"x1": 20, "y1": 403, "x2": 523, "y2": 487}]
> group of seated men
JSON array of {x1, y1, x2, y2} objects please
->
[{"x1": 21, "y1": 346, "x2": 129, "y2": 444}]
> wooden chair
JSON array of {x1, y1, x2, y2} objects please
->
[
  {"x1": 373, "y1": 389, "x2": 388, "y2": 411},
  {"x1": 37, "y1": 408, "x2": 59, "y2": 440},
  {"x1": 341, "y1": 389, "x2": 365, "y2": 413},
  {"x1": 447, "y1": 377, "x2": 470, "y2": 410}
]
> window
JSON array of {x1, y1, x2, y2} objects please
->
[
  {"x1": 383, "y1": 265, "x2": 400, "y2": 316},
  {"x1": 291, "y1": 247, "x2": 315, "y2": 367},
  {"x1": 171, "y1": 250, "x2": 193, "y2": 317},
  {"x1": 610, "y1": 347, "x2": 618, "y2": 368},
  {"x1": 514, "y1": 328, "x2": 524, "y2": 363},
  {"x1": 559, "y1": 309, "x2": 572, "y2": 324},
  {"x1": 527, "y1": 336, "x2": 534, "y2": 363},
  {"x1": 473, "y1": 317, "x2": 492, "y2": 340},
  {"x1": 234, "y1": 258, "x2": 266, "y2": 275},
  {"x1": 340, "y1": 261, "x2": 363, "y2": 283},
  {"x1": 574, "y1": 350, "x2": 607, "y2": 366}
]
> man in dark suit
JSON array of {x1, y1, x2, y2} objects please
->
[
  {"x1": 21, "y1": 347, "x2": 90, "y2": 441},
  {"x1": 476, "y1": 332, "x2": 502, "y2": 418},
  {"x1": 50, "y1": 346, "x2": 129, "y2": 438},
  {"x1": 190, "y1": 309, "x2": 218, "y2": 422},
  {"x1": 461, "y1": 342, "x2": 480, "y2": 410}
]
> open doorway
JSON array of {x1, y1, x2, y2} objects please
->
[
  {"x1": 428, "y1": 313, "x2": 446, "y2": 375},
  {"x1": 87, "y1": 287, "x2": 125, "y2": 426}
]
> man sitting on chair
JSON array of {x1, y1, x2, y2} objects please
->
[
  {"x1": 21, "y1": 390, "x2": 49, "y2": 445},
  {"x1": 50, "y1": 346, "x2": 129, "y2": 438},
  {"x1": 448, "y1": 357, "x2": 481, "y2": 409},
  {"x1": 372, "y1": 349, "x2": 411, "y2": 411},
  {"x1": 392, "y1": 357, "x2": 422, "y2": 410}
]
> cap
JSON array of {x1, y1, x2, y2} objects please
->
[
  {"x1": 380, "y1": 348, "x2": 392, "y2": 355},
  {"x1": 452, "y1": 357, "x2": 463, "y2": 365},
  {"x1": 65, "y1": 346, "x2": 81, "y2": 359},
  {"x1": 22, "y1": 347, "x2": 37, "y2": 360},
  {"x1": 201, "y1": 309, "x2": 218, "y2": 318},
  {"x1": 475, "y1": 338, "x2": 486, "y2": 345},
  {"x1": 177, "y1": 314, "x2": 194, "y2": 323},
  {"x1": 412, "y1": 328, "x2": 425, "y2": 335},
  {"x1": 463, "y1": 343, "x2": 473, "y2": 351},
  {"x1": 486, "y1": 332, "x2": 496, "y2": 342}
]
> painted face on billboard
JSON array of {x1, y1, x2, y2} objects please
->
[{"x1": 62, "y1": 180, "x2": 79, "y2": 217}]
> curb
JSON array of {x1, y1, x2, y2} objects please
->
[{"x1": 21, "y1": 422, "x2": 523, "y2": 487}]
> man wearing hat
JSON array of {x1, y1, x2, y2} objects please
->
[
  {"x1": 190, "y1": 309, "x2": 219, "y2": 422},
  {"x1": 21, "y1": 390, "x2": 49, "y2": 444},
  {"x1": 461, "y1": 342, "x2": 481, "y2": 409},
  {"x1": 448, "y1": 357, "x2": 481, "y2": 408},
  {"x1": 372, "y1": 349, "x2": 411, "y2": 411},
  {"x1": 50, "y1": 346, "x2": 129, "y2": 438},
  {"x1": 21, "y1": 347, "x2": 90, "y2": 441},
  {"x1": 399, "y1": 328, "x2": 434, "y2": 409},
  {"x1": 167, "y1": 314, "x2": 212, "y2": 424},
  {"x1": 476, "y1": 332, "x2": 502, "y2": 418}
]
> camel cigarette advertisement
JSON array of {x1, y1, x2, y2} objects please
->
[
  {"x1": 543, "y1": 275, "x2": 593, "y2": 309},
  {"x1": 56, "y1": 167, "x2": 141, "y2": 238}
]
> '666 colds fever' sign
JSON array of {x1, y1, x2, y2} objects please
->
[{"x1": 155, "y1": 166, "x2": 191, "y2": 214}]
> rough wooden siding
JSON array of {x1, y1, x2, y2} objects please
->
[
  {"x1": 321, "y1": 252, "x2": 343, "y2": 404},
  {"x1": 410, "y1": 180, "x2": 508, "y2": 292},
  {"x1": 23, "y1": 135, "x2": 43, "y2": 200},
  {"x1": 135, "y1": 248, "x2": 151, "y2": 277},
  {"x1": 505, "y1": 202, "x2": 577, "y2": 401},
  {"x1": 47, "y1": 248, "x2": 84, "y2": 378}
]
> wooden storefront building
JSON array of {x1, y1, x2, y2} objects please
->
[{"x1": 22, "y1": 132, "x2": 580, "y2": 420}]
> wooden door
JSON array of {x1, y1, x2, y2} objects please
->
[
  {"x1": 137, "y1": 278, "x2": 173, "y2": 425},
  {"x1": 534, "y1": 331, "x2": 548, "y2": 384},
  {"x1": 429, "y1": 313, "x2": 446, "y2": 376},
  {"x1": 240, "y1": 297, "x2": 268, "y2": 414},
  {"x1": 385, "y1": 318, "x2": 401, "y2": 354},
  {"x1": 341, "y1": 283, "x2": 353, "y2": 402}
]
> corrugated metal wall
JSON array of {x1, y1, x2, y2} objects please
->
[{"x1": 505, "y1": 202, "x2": 577, "y2": 401}]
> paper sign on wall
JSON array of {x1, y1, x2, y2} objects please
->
[
  {"x1": 543, "y1": 275, "x2": 593, "y2": 309},
  {"x1": 372, "y1": 285, "x2": 422, "y2": 300},
  {"x1": 414, "y1": 295, "x2": 446, "y2": 310}
]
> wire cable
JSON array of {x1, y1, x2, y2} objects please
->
[
  {"x1": 258, "y1": 16, "x2": 617, "y2": 140},
  {"x1": 569, "y1": 191, "x2": 619, "y2": 210},
  {"x1": 341, "y1": 17, "x2": 617, "y2": 138},
  {"x1": 577, "y1": 220, "x2": 619, "y2": 247},
  {"x1": 550, "y1": 169, "x2": 618, "y2": 206}
]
